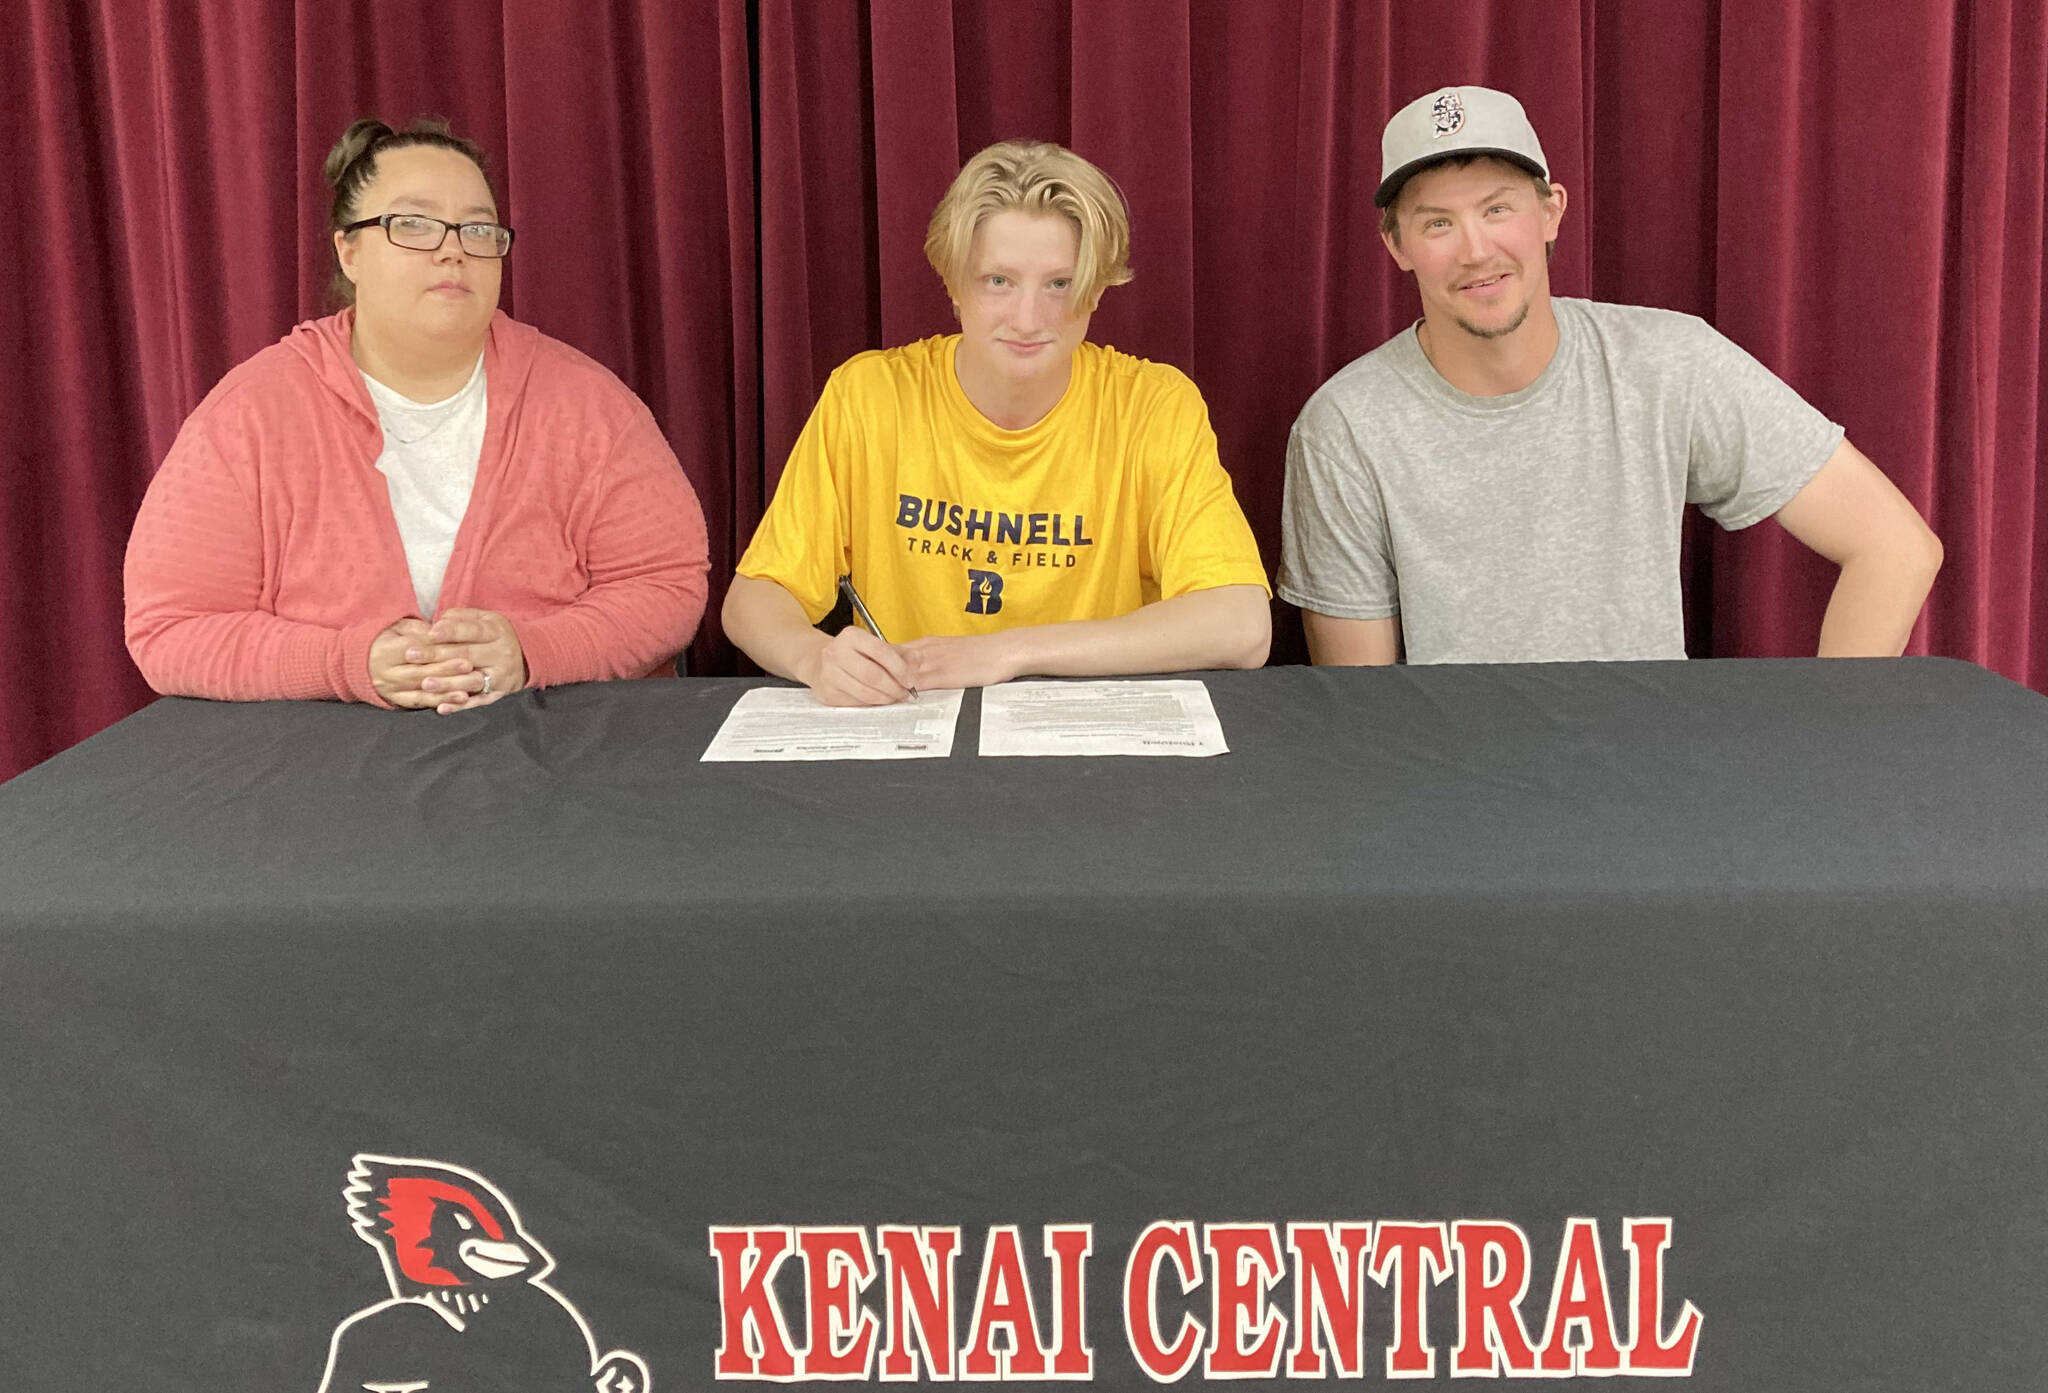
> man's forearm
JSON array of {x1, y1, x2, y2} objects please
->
[
  {"x1": 721, "y1": 574, "x2": 832, "y2": 681},
  {"x1": 1000, "y1": 584, "x2": 1272, "y2": 677}
]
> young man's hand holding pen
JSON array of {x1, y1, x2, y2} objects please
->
[
  {"x1": 797, "y1": 626, "x2": 917, "y2": 706},
  {"x1": 794, "y1": 576, "x2": 920, "y2": 707}
]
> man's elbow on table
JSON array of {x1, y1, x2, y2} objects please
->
[{"x1": 1185, "y1": 584, "x2": 1272, "y2": 670}]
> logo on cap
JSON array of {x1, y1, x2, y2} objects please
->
[{"x1": 1431, "y1": 90, "x2": 1465, "y2": 138}]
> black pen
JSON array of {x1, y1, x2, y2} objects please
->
[
  {"x1": 838, "y1": 575, "x2": 916, "y2": 699},
  {"x1": 838, "y1": 574, "x2": 887, "y2": 642}
]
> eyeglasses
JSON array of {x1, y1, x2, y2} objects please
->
[{"x1": 341, "y1": 213, "x2": 515, "y2": 258}]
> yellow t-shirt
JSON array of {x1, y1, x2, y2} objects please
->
[{"x1": 737, "y1": 336, "x2": 1269, "y2": 639}]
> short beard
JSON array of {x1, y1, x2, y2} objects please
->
[{"x1": 1452, "y1": 299, "x2": 1531, "y2": 341}]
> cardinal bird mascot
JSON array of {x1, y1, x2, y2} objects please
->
[{"x1": 316, "y1": 1154, "x2": 651, "y2": 1393}]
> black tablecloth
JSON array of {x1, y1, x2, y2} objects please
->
[{"x1": 2, "y1": 659, "x2": 2043, "y2": 1389}]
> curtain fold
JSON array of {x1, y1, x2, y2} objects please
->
[
  {"x1": 1946, "y1": 0, "x2": 2048, "y2": 677},
  {"x1": 4, "y1": 0, "x2": 2041, "y2": 780}
]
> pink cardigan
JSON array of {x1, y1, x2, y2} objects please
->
[{"x1": 125, "y1": 311, "x2": 709, "y2": 705}]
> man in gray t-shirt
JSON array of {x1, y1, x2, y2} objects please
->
[{"x1": 1278, "y1": 85, "x2": 1942, "y2": 665}]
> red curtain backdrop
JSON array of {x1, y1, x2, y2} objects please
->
[{"x1": 5, "y1": 0, "x2": 2043, "y2": 780}]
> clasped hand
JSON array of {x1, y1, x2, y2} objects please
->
[{"x1": 368, "y1": 608, "x2": 529, "y2": 714}]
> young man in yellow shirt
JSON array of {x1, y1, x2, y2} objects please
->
[{"x1": 724, "y1": 141, "x2": 1271, "y2": 705}]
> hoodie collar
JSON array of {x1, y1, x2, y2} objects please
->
[{"x1": 283, "y1": 309, "x2": 537, "y2": 429}]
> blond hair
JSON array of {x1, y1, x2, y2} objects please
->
[{"x1": 924, "y1": 141, "x2": 1133, "y2": 308}]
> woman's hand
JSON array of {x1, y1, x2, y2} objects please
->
[
  {"x1": 368, "y1": 617, "x2": 468, "y2": 709},
  {"x1": 410, "y1": 608, "x2": 529, "y2": 713}
]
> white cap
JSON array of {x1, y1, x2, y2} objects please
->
[{"x1": 1376, "y1": 86, "x2": 1549, "y2": 207}]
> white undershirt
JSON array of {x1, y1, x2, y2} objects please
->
[{"x1": 363, "y1": 354, "x2": 487, "y2": 617}]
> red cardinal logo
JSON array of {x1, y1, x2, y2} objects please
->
[{"x1": 317, "y1": 1154, "x2": 650, "y2": 1393}]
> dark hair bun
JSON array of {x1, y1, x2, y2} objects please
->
[
  {"x1": 323, "y1": 118, "x2": 395, "y2": 189},
  {"x1": 322, "y1": 116, "x2": 498, "y2": 309}
]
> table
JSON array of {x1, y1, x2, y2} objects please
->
[{"x1": 2, "y1": 659, "x2": 2043, "y2": 1389}]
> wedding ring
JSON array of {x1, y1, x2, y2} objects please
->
[{"x1": 479, "y1": 670, "x2": 493, "y2": 697}]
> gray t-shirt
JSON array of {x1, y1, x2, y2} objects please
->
[{"x1": 1277, "y1": 298, "x2": 1844, "y2": 663}]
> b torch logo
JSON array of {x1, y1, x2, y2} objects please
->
[{"x1": 316, "y1": 1153, "x2": 650, "y2": 1393}]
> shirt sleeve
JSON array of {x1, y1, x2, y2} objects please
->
[
  {"x1": 123, "y1": 407, "x2": 392, "y2": 706},
  {"x1": 513, "y1": 397, "x2": 711, "y2": 687},
  {"x1": 1275, "y1": 421, "x2": 1400, "y2": 621},
  {"x1": 1683, "y1": 322, "x2": 1845, "y2": 530},
  {"x1": 733, "y1": 371, "x2": 855, "y2": 623},
  {"x1": 1138, "y1": 374, "x2": 1271, "y2": 599}
]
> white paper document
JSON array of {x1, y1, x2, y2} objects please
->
[
  {"x1": 977, "y1": 679, "x2": 1229, "y2": 758},
  {"x1": 701, "y1": 687, "x2": 965, "y2": 761}
]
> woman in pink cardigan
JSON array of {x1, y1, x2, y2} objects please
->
[{"x1": 125, "y1": 118, "x2": 708, "y2": 713}]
